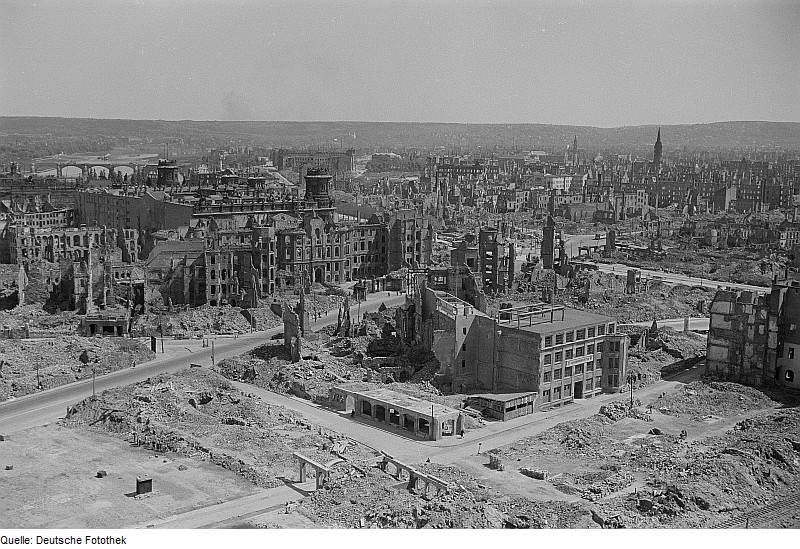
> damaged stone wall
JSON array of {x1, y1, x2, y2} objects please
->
[
  {"x1": 706, "y1": 289, "x2": 774, "y2": 387},
  {"x1": 283, "y1": 305, "x2": 301, "y2": 363}
]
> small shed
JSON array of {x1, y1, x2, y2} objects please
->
[
  {"x1": 465, "y1": 392, "x2": 536, "y2": 421},
  {"x1": 135, "y1": 476, "x2": 153, "y2": 495}
]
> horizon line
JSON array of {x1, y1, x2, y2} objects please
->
[{"x1": 1, "y1": 115, "x2": 799, "y2": 130}]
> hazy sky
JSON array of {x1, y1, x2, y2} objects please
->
[{"x1": 1, "y1": 0, "x2": 798, "y2": 126}]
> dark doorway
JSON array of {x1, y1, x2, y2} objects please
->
[
  {"x1": 361, "y1": 400, "x2": 372, "y2": 416},
  {"x1": 574, "y1": 381, "x2": 583, "y2": 399},
  {"x1": 418, "y1": 418, "x2": 430, "y2": 436},
  {"x1": 374, "y1": 405, "x2": 386, "y2": 422}
]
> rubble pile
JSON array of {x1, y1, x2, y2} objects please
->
[
  {"x1": 648, "y1": 328, "x2": 706, "y2": 362},
  {"x1": 500, "y1": 414, "x2": 616, "y2": 462},
  {"x1": 0, "y1": 304, "x2": 79, "y2": 335},
  {"x1": 215, "y1": 338, "x2": 370, "y2": 402},
  {"x1": 597, "y1": 408, "x2": 800, "y2": 527},
  {"x1": 61, "y1": 368, "x2": 374, "y2": 488},
  {"x1": 216, "y1": 341, "x2": 464, "y2": 411},
  {"x1": 599, "y1": 400, "x2": 652, "y2": 422},
  {"x1": 494, "y1": 378, "x2": 800, "y2": 527},
  {"x1": 566, "y1": 281, "x2": 713, "y2": 324},
  {"x1": 0, "y1": 336, "x2": 154, "y2": 401},
  {"x1": 429, "y1": 242, "x2": 451, "y2": 267},
  {"x1": 132, "y1": 305, "x2": 281, "y2": 337},
  {"x1": 577, "y1": 470, "x2": 636, "y2": 502},
  {"x1": 484, "y1": 382, "x2": 795, "y2": 526},
  {"x1": 299, "y1": 461, "x2": 583, "y2": 528},
  {"x1": 653, "y1": 381, "x2": 782, "y2": 420},
  {"x1": 625, "y1": 328, "x2": 707, "y2": 389},
  {"x1": 216, "y1": 309, "x2": 454, "y2": 408},
  {"x1": 493, "y1": 272, "x2": 713, "y2": 325},
  {"x1": 245, "y1": 307, "x2": 284, "y2": 331},
  {"x1": 630, "y1": 247, "x2": 777, "y2": 288},
  {"x1": 495, "y1": 498, "x2": 585, "y2": 528}
]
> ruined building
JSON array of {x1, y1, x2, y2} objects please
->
[
  {"x1": 140, "y1": 169, "x2": 434, "y2": 307},
  {"x1": 397, "y1": 278, "x2": 628, "y2": 412},
  {"x1": 477, "y1": 227, "x2": 514, "y2": 293},
  {"x1": 450, "y1": 228, "x2": 514, "y2": 293},
  {"x1": 706, "y1": 271, "x2": 800, "y2": 391},
  {"x1": 10, "y1": 225, "x2": 140, "y2": 265},
  {"x1": 540, "y1": 215, "x2": 565, "y2": 269}
]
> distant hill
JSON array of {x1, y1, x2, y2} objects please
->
[{"x1": 1, "y1": 117, "x2": 798, "y2": 155}]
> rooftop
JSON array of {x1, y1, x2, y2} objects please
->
[
  {"x1": 334, "y1": 385, "x2": 462, "y2": 418},
  {"x1": 466, "y1": 392, "x2": 536, "y2": 403},
  {"x1": 503, "y1": 305, "x2": 614, "y2": 335},
  {"x1": 145, "y1": 240, "x2": 205, "y2": 269}
]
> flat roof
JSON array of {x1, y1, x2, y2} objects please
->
[
  {"x1": 334, "y1": 385, "x2": 461, "y2": 418},
  {"x1": 504, "y1": 306, "x2": 615, "y2": 335},
  {"x1": 466, "y1": 392, "x2": 536, "y2": 403}
]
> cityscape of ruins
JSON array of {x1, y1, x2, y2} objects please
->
[
  {"x1": 1, "y1": 0, "x2": 799, "y2": 534},
  {"x1": 2, "y1": 119, "x2": 800, "y2": 530}
]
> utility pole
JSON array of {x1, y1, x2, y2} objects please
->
[
  {"x1": 628, "y1": 373, "x2": 635, "y2": 407},
  {"x1": 431, "y1": 404, "x2": 435, "y2": 440},
  {"x1": 211, "y1": 340, "x2": 215, "y2": 368},
  {"x1": 92, "y1": 364, "x2": 96, "y2": 401}
]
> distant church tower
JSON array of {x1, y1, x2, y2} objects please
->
[
  {"x1": 571, "y1": 135, "x2": 579, "y2": 166},
  {"x1": 653, "y1": 128, "x2": 663, "y2": 165}
]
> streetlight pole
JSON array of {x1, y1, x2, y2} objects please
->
[
  {"x1": 628, "y1": 373, "x2": 634, "y2": 407},
  {"x1": 92, "y1": 364, "x2": 96, "y2": 400},
  {"x1": 431, "y1": 404, "x2": 435, "y2": 440}
]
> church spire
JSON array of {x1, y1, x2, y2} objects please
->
[
  {"x1": 653, "y1": 127, "x2": 663, "y2": 165},
  {"x1": 572, "y1": 135, "x2": 579, "y2": 166}
]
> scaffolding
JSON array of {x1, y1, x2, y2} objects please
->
[{"x1": 495, "y1": 301, "x2": 565, "y2": 328}]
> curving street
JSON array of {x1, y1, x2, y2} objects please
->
[{"x1": 0, "y1": 293, "x2": 406, "y2": 434}]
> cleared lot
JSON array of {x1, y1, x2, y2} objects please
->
[{"x1": 0, "y1": 424, "x2": 259, "y2": 528}]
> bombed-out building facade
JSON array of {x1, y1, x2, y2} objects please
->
[
  {"x1": 396, "y1": 269, "x2": 628, "y2": 414},
  {"x1": 3, "y1": 166, "x2": 435, "y2": 314},
  {"x1": 706, "y1": 264, "x2": 800, "y2": 391}
]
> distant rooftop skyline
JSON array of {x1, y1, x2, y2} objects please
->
[{"x1": 1, "y1": 0, "x2": 798, "y2": 127}]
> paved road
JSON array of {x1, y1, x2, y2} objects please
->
[
  {"x1": 231, "y1": 362, "x2": 706, "y2": 466},
  {"x1": 619, "y1": 316, "x2": 710, "y2": 332},
  {"x1": 594, "y1": 262, "x2": 768, "y2": 294},
  {"x1": 140, "y1": 361, "x2": 706, "y2": 528},
  {"x1": 563, "y1": 233, "x2": 605, "y2": 258},
  {"x1": 0, "y1": 293, "x2": 406, "y2": 434}
]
